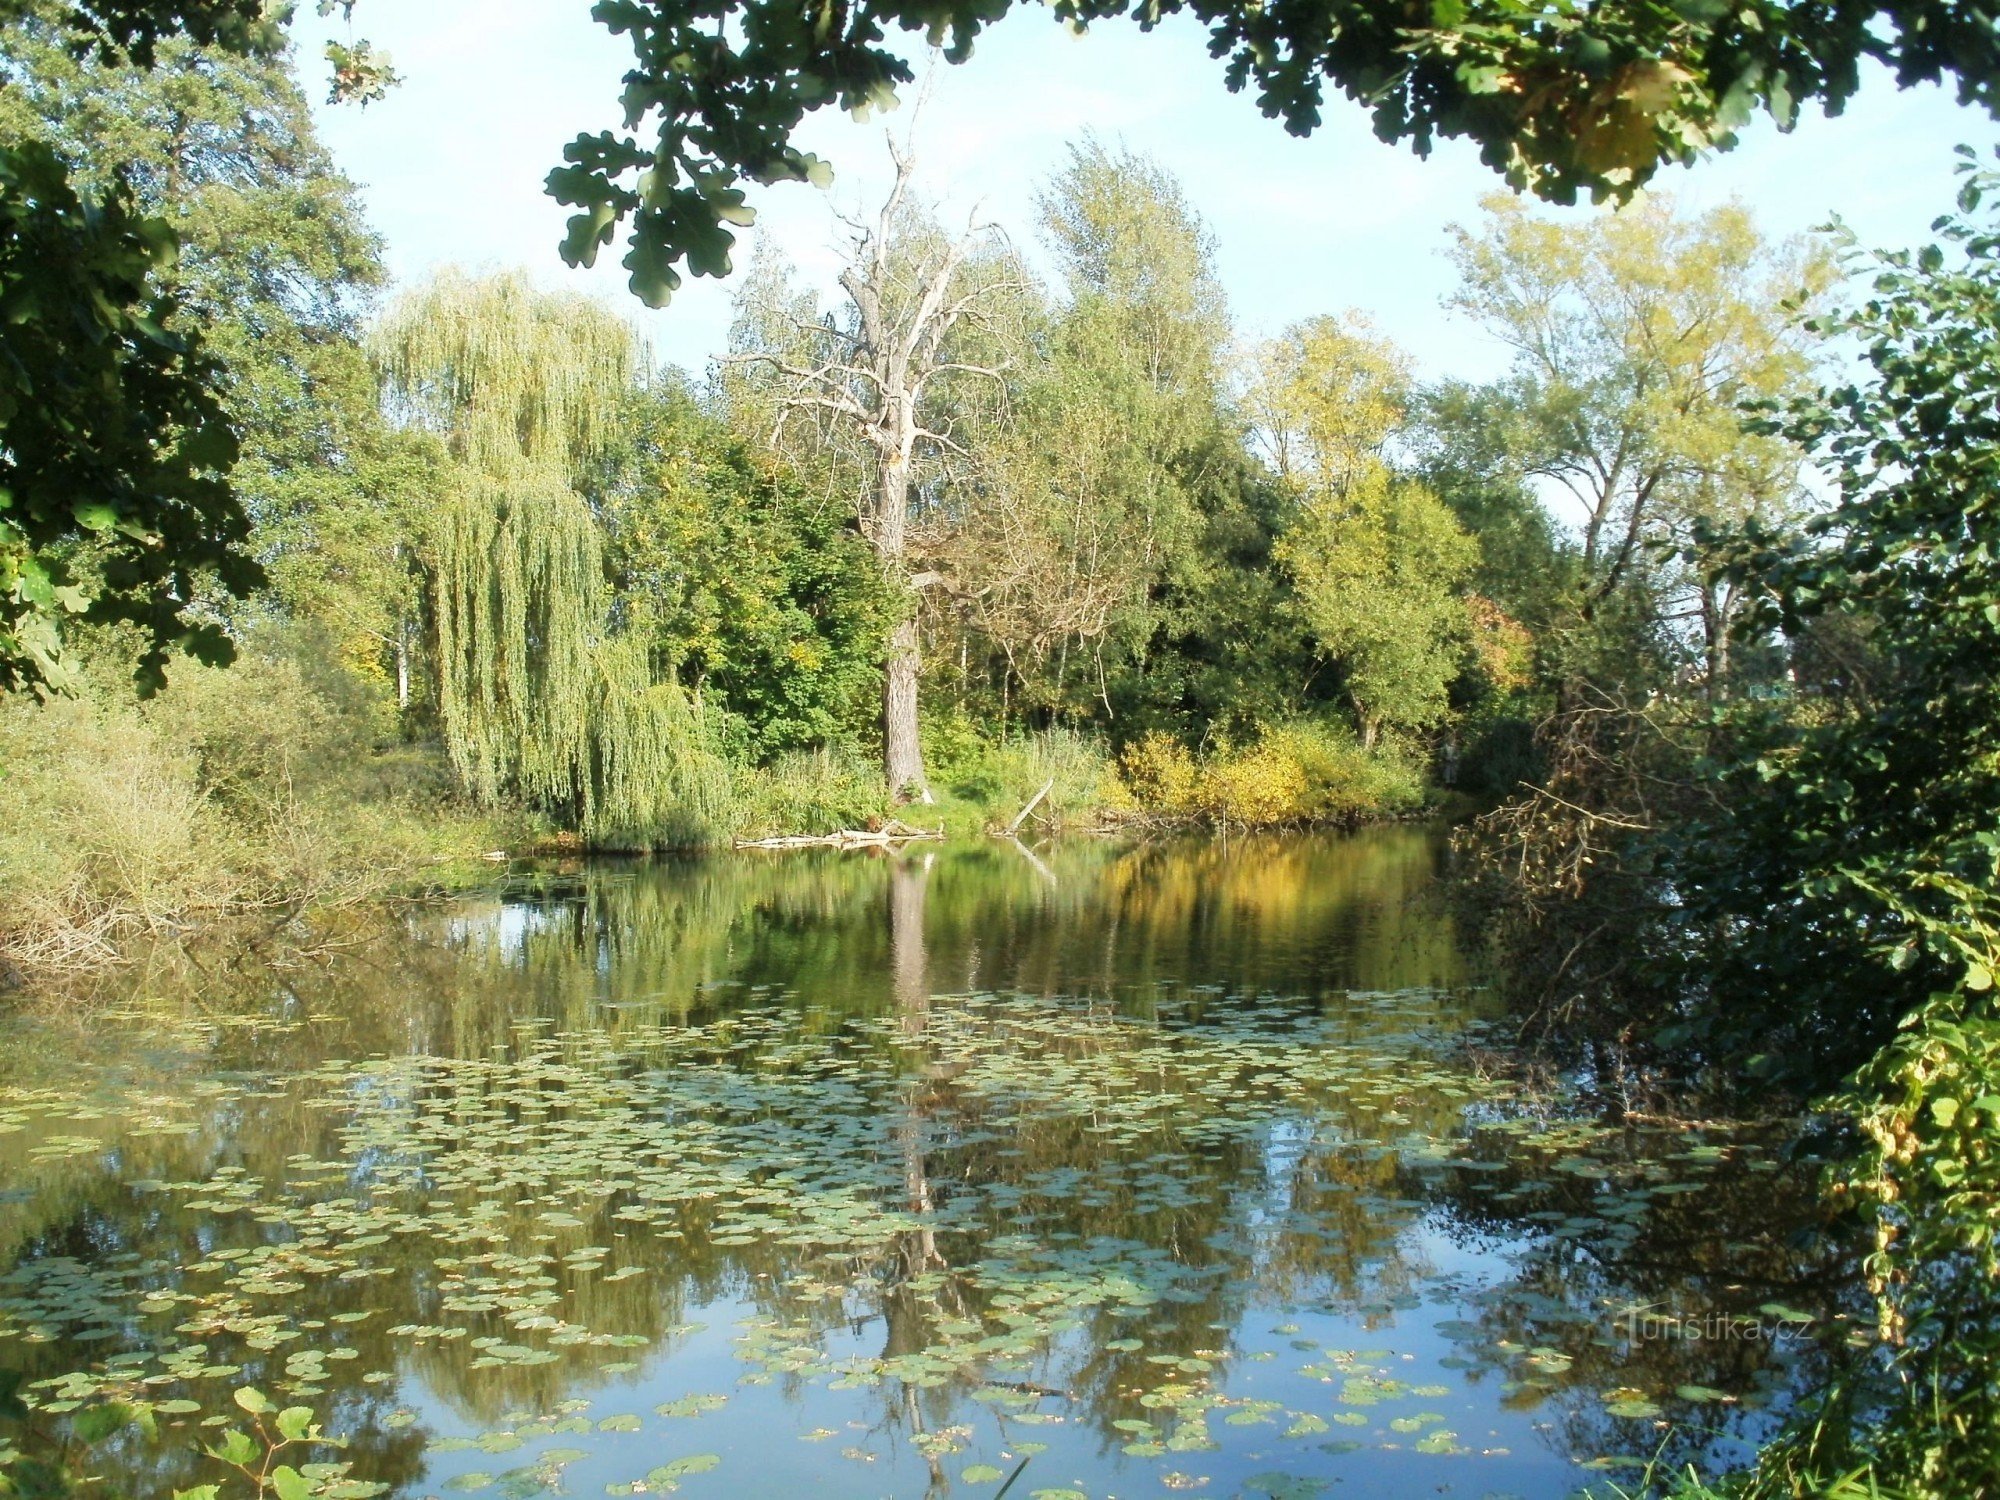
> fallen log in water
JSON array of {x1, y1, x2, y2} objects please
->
[
  {"x1": 732, "y1": 818, "x2": 945, "y2": 851},
  {"x1": 997, "y1": 777, "x2": 1056, "y2": 838}
]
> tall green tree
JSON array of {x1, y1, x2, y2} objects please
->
[
  {"x1": 604, "y1": 382, "x2": 893, "y2": 762},
  {"x1": 1101, "y1": 436, "x2": 1314, "y2": 742},
  {"x1": 0, "y1": 4, "x2": 385, "y2": 486},
  {"x1": 373, "y1": 269, "x2": 723, "y2": 840},
  {"x1": 1245, "y1": 313, "x2": 1409, "y2": 494},
  {"x1": 1621, "y1": 150, "x2": 2000, "y2": 1500},
  {"x1": 1038, "y1": 137, "x2": 1228, "y2": 398},
  {"x1": 0, "y1": 0, "x2": 400, "y2": 701},
  {"x1": 1444, "y1": 193, "x2": 1828, "y2": 687},
  {"x1": 951, "y1": 140, "x2": 1223, "y2": 725},
  {"x1": 1672, "y1": 166, "x2": 2000, "y2": 1087},
  {"x1": 0, "y1": 1, "x2": 412, "y2": 688},
  {"x1": 0, "y1": 140, "x2": 252, "y2": 695},
  {"x1": 1252, "y1": 314, "x2": 1479, "y2": 747},
  {"x1": 1282, "y1": 471, "x2": 1478, "y2": 748},
  {"x1": 1409, "y1": 380, "x2": 1577, "y2": 637}
]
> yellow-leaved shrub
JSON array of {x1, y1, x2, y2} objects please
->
[{"x1": 1119, "y1": 721, "x2": 1422, "y2": 827}]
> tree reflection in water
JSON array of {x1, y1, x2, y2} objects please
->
[{"x1": 0, "y1": 830, "x2": 1862, "y2": 1499}]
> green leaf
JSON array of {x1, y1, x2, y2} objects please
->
[
  {"x1": 277, "y1": 1406, "x2": 316, "y2": 1442},
  {"x1": 204, "y1": 1428, "x2": 259, "y2": 1466},
  {"x1": 649, "y1": 1454, "x2": 720, "y2": 1480}
]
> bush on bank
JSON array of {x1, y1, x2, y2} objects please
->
[{"x1": 1119, "y1": 720, "x2": 1425, "y2": 828}]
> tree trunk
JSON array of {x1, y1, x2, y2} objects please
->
[
  {"x1": 876, "y1": 453, "x2": 931, "y2": 803},
  {"x1": 887, "y1": 853, "x2": 943, "y2": 1274},
  {"x1": 1702, "y1": 582, "x2": 1731, "y2": 700},
  {"x1": 884, "y1": 612, "x2": 930, "y2": 802},
  {"x1": 738, "y1": 147, "x2": 1009, "y2": 807}
]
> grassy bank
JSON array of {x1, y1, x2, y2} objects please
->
[
  {"x1": 0, "y1": 631, "x2": 534, "y2": 979},
  {"x1": 718, "y1": 717, "x2": 1429, "y2": 843}
]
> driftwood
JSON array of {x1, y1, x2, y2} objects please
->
[
  {"x1": 998, "y1": 777, "x2": 1055, "y2": 838},
  {"x1": 733, "y1": 818, "x2": 944, "y2": 851}
]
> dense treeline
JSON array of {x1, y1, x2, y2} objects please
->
[{"x1": 0, "y1": 5, "x2": 1847, "y2": 958}]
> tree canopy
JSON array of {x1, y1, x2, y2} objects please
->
[
  {"x1": 0, "y1": 0, "x2": 392, "y2": 695},
  {"x1": 9, "y1": 0, "x2": 278, "y2": 64},
  {"x1": 0, "y1": 139, "x2": 254, "y2": 695},
  {"x1": 552, "y1": 0, "x2": 2000, "y2": 305},
  {"x1": 604, "y1": 381, "x2": 893, "y2": 764},
  {"x1": 956, "y1": 139, "x2": 1221, "y2": 723},
  {"x1": 1254, "y1": 315, "x2": 1479, "y2": 746},
  {"x1": 0, "y1": 0, "x2": 388, "y2": 544}
]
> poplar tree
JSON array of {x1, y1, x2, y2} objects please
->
[{"x1": 953, "y1": 141, "x2": 1222, "y2": 723}]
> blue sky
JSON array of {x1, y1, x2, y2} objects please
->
[{"x1": 293, "y1": 1, "x2": 2000, "y2": 384}]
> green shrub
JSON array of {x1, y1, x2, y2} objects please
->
[
  {"x1": 920, "y1": 702, "x2": 995, "y2": 801},
  {"x1": 725, "y1": 726, "x2": 1125, "y2": 840},
  {"x1": 956, "y1": 728, "x2": 1126, "y2": 832}
]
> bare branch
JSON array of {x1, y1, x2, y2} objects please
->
[{"x1": 912, "y1": 424, "x2": 970, "y2": 458}]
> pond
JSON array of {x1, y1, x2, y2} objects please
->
[{"x1": 0, "y1": 828, "x2": 1864, "y2": 1500}]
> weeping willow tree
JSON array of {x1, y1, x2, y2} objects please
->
[{"x1": 371, "y1": 269, "x2": 725, "y2": 842}]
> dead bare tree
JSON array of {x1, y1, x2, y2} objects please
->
[{"x1": 727, "y1": 138, "x2": 1019, "y2": 801}]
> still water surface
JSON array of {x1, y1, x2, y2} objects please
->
[{"x1": 0, "y1": 829, "x2": 1858, "y2": 1499}]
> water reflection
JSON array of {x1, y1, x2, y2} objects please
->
[{"x1": 0, "y1": 829, "x2": 1859, "y2": 1500}]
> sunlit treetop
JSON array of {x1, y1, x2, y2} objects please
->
[
  {"x1": 11, "y1": 0, "x2": 398, "y2": 99},
  {"x1": 548, "y1": 0, "x2": 2000, "y2": 306}
]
